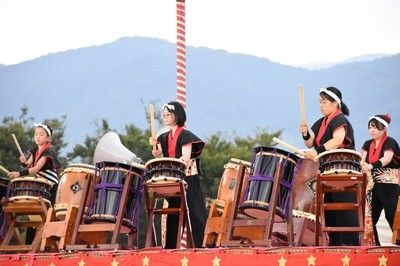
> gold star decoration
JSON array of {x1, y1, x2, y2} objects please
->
[
  {"x1": 181, "y1": 256, "x2": 189, "y2": 266},
  {"x1": 111, "y1": 258, "x2": 119, "y2": 266},
  {"x1": 307, "y1": 254, "x2": 316, "y2": 266},
  {"x1": 78, "y1": 259, "x2": 86, "y2": 266},
  {"x1": 278, "y1": 256, "x2": 287, "y2": 266},
  {"x1": 142, "y1": 256, "x2": 150, "y2": 266},
  {"x1": 212, "y1": 256, "x2": 221, "y2": 266},
  {"x1": 378, "y1": 254, "x2": 388, "y2": 266},
  {"x1": 341, "y1": 255, "x2": 350, "y2": 266}
]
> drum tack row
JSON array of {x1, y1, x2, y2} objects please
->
[{"x1": 0, "y1": 147, "x2": 368, "y2": 252}]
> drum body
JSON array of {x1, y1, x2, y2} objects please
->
[
  {"x1": 145, "y1": 158, "x2": 187, "y2": 194},
  {"x1": 8, "y1": 176, "x2": 53, "y2": 205},
  {"x1": 217, "y1": 158, "x2": 251, "y2": 203},
  {"x1": 291, "y1": 159, "x2": 320, "y2": 245},
  {"x1": 54, "y1": 163, "x2": 95, "y2": 220},
  {"x1": 87, "y1": 161, "x2": 145, "y2": 231},
  {"x1": 292, "y1": 159, "x2": 319, "y2": 220},
  {"x1": 316, "y1": 149, "x2": 362, "y2": 175},
  {"x1": 240, "y1": 146, "x2": 299, "y2": 222}
]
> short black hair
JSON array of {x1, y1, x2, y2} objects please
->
[{"x1": 164, "y1": 101, "x2": 186, "y2": 127}]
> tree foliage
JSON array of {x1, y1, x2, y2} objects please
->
[
  {"x1": 0, "y1": 107, "x2": 283, "y2": 198},
  {"x1": 0, "y1": 106, "x2": 67, "y2": 173},
  {"x1": 0, "y1": 106, "x2": 283, "y2": 248}
]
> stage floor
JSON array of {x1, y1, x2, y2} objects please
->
[
  {"x1": 0, "y1": 246, "x2": 400, "y2": 266},
  {"x1": 0, "y1": 211, "x2": 397, "y2": 265}
]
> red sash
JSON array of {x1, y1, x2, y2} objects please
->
[
  {"x1": 167, "y1": 126, "x2": 184, "y2": 157},
  {"x1": 34, "y1": 143, "x2": 52, "y2": 166},
  {"x1": 368, "y1": 133, "x2": 388, "y2": 163},
  {"x1": 315, "y1": 109, "x2": 341, "y2": 147}
]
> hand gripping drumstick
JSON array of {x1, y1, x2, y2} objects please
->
[
  {"x1": 149, "y1": 104, "x2": 157, "y2": 151},
  {"x1": 0, "y1": 165, "x2": 11, "y2": 176},
  {"x1": 272, "y1": 137, "x2": 306, "y2": 157},
  {"x1": 12, "y1": 133, "x2": 24, "y2": 157}
]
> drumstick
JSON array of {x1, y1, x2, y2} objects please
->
[
  {"x1": 299, "y1": 84, "x2": 307, "y2": 123},
  {"x1": 0, "y1": 165, "x2": 11, "y2": 176},
  {"x1": 12, "y1": 133, "x2": 24, "y2": 157},
  {"x1": 149, "y1": 103, "x2": 157, "y2": 151},
  {"x1": 272, "y1": 137, "x2": 305, "y2": 156}
]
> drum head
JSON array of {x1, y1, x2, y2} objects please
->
[{"x1": 145, "y1": 157, "x2": 187, "y2": 170}]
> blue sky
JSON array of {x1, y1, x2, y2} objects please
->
[{"x1": 0, "y1": 0, "x2": 399, "y2": 66}]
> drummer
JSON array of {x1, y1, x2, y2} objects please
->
[
  {"x1": 299, "y1": 86, "x2": 360, "y2": 246},
  {"x1": 8, "y1": 122, "x2": 61, "y2": 244},
  {"x1": 148, "y1": 101, "x2": 207, "y2": 248},
  {"x1": 361, "y1": 114, "x2": 400, "y2": 246}
]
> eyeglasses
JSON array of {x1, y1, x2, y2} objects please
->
[{"x1": 162, "y1": 113, "x2": 173, "y2": 118}]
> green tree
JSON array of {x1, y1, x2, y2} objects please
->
[
  {"x1": 200, "y1": 128, "x2": 282, "y2": 198},
  {"x1": 0, "y1": 107, "x2": 67, "y2": 174},
  {"x1": 66, "y1": 119, "x2": 113, "y2": 164}
]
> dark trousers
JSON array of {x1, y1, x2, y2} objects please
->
[
  {"x1": 324, "y1": 191, "x2": 360, "y2": 246},
  {"x1": 371, "y1": 183, "x2": 400, "y2": 246},
  {"x1": 164, "y1": 176, "x2": 208, "y2": 249},
  {"x1": 26, "y1": 184, "x2": 58, "y2": 244}
]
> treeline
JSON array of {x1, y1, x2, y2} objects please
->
[
  {"x1": 0, "y1": 107, "x2": 282, "y2": 247},
  {"x1": 0, "y1": 107, "x2": 282, "y2": 198}
]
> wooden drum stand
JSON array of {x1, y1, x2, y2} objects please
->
[{"x1": 315, "y1": 173, "x2": 366, "y2": 246}]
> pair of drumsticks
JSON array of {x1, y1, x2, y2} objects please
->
[{"x1": 0, "y1": 134, "x2": 25, "y2": 176}]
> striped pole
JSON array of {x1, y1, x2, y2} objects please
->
[
  {"x1": 176, "y1": 0, "x2": 188, "y2": 249},
  {"x1": 176, "y1": 0, "x2": 187, "y2": 108}
]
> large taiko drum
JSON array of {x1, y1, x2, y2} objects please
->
[
  {"x1": 217, "y1": 158, "x2": 251, "y2": 204},
  {"x1": 86, "y1": 161, "x2": 145, "y2": 231},
  {"x1": 239, "y1": 146, "x2": 299, "y2": 222},
  {"x1": 54, "y1": 163, "x2": 95, "y2": 220},
  {"x1": 8, "y1": 176, "x2": 53, "y2": 205},
  {"x1": 291, "y1": 158, "x2": 320, "y2": 245},
  {"x1": 316, "y1": 149, "x2": 362, "y2": 175},
  {"x1": 145, "y1": 157, "x2": 187, "y2": 195},
  {"x1": 292, "y1": 159, "x2": 319, "y2": 220}
]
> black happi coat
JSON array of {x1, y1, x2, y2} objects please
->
[{"x1": 157, "y1": 128, "x2": 207, "y2": 248}]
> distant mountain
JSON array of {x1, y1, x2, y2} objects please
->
[
  {"x1": 300, "y1": 53, "x2": 392, "y2": 70},
  {"x1": 1, "y1": 37, "x2": 399, "y2": 156}
]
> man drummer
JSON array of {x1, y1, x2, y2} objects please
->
[
  {"x1": 299, "y1": 87, "x2": 360, "y2": 246},
  {"x1": 8, "y1": 122, "x2": 61, "y2": 244}
]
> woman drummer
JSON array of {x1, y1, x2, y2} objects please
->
[
  {"x1": 299, "y1": 86, "x2": 360, "y2": 246},
  {"x1": 361, "y1": 114, "x2": 400, "y2": 246},
  {"x1": 149, "y1": 101, "x2": 207, "y2": 248}
]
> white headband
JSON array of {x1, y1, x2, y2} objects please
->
[
  {"x1": 34, "y1": 123, "x2": 52, "y2": 136},
  {"x1": 369, "y1": 116, "x2": 389, "y2": 129},
  {"x1": 162, "y1": 103, "x2": 175, "y2": 111},
  {"x1": 320, "y1": 88, "x2": 341, "y2": 107}
]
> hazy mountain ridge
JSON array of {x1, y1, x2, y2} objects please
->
[{"x1": 1, "y1": 37, "x2": 399, "y2": 155}]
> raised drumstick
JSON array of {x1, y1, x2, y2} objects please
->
[
  {"x1": 299, "y1": 84, "x2": 307, "y2": 123},
  {"x1": 12, "y1": 133, "x2": 24, "y2": 157},
  {"x1": 149, "y1": 104, "x2": 157, "y2": 151}
]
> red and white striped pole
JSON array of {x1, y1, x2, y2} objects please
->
[
  {"x1": 176, "y1": 0, "x2": 188, "y2": 249},
  {"x1": 176, "y1": 0, "x2": 187, "y2": 108}
]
